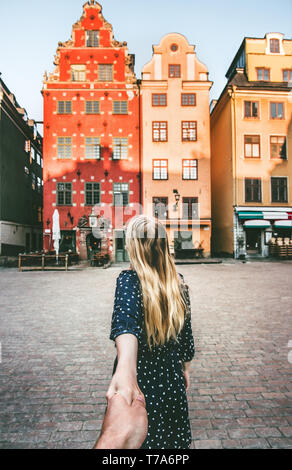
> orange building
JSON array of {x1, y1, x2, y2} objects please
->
[
  {"x1": 211, "y1": 33, "x2": 292, "y2": 259},
  {"x1": 42, "y1": 1, "x2": 140, "y2": 261},
  {"x1": 141, "y1": 33, "x2": 212, "y2": 258}
]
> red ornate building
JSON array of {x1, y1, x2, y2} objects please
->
[{"x1": 42, "y1": 1, "x2": 140, "y2": 261}]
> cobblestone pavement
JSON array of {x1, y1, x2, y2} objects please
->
[{"x1": 0, "y1": 260, "x2": 292, "y2": 449}]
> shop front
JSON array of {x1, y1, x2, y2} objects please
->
[
  {"x1": 243, "y1": 219, "x2": 271, "y2": 257},
  {"x1": 273, "y1": 219, "x2": 292, "y2": 239},
  {"x1": 234, "y1": 207, "x2": 292, "y2": 259}
]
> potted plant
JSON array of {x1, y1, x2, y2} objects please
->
[{"x1": 237, "y1": 236, "x2": 246, "y2": 260}]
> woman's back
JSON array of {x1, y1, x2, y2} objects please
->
[{"x1": 110, "y1": 268, "x2": 195, "y2": 449}]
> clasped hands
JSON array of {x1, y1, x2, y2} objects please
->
[{"x1": 93, "y1": 370, "x2": 148, "y2": 449}]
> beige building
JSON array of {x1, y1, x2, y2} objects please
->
[
  {"x1": 211, "y1": 33, "x2": 292, "y2": 259},
  {"x1": 141, "y1": 33, "x2": 213, "y2": 258}
]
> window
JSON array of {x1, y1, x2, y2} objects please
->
[
  {"x1": 37, "y1": 207, "x2": 42, "y2": 224},
  {"x1": 58, "y1": 137, "x2": 72, "y2": 159},
  {"x1": 57, "y1": 182, "x2": 72, "y2": 206},
  {"x1": 113, "y1": 183, "x2": 129, "y2": 206},
  {"x1": 270, "y1": 102, "x2": 284, "y2": 119},
  {"x1": 170, "y1": 44, "x2": 178, "y2": 52},
  {"x1": 244, "y1": 135, "x2": 260, "y2": 158},
  {"x1": 57, "y1": 101, "x2": 72, "y2": 114},
  {"x1": 169, "y1": 64, "x2": 181, "y2": 78},
  {"x1": 270, "y1": 136, "x2": 287, "y2": 159},
  {"x1": 71, "y1": 65, "x2": 86, "y2": 82},
  {"x1": 37, "y1": 177, "x2": 41, "y2": 193},
  {"x1": 153, "y1": 160, "x2": 168, "y2": 180},
  {"x1": 36, "y1": 153, "x2": 41, "y2": 165},
  {"x1": 245, "y1": 178, "x2": 262, "y2": 203},
  {"x1": 86, "y1": 30, "x2": 99, "y2": 47},
  {"x1": 85, "y1": 182, "x2": 100, "y2": 205},
  {"x1": 85, "y1": 101, "x2": 100, "y2": 114},
  {"x1": 152, "y1": 94, "x2": 167, "y2": 106},
  {"x1": 270, "y1": 38, "x2": 280, "y2": 53},
  {"x1": 182, "y1": 121, "x2": 197, "y2": 141},
  {"x1": 152, "y1": 122, "x2": 168, "y2": 142},
  {"x1": 24, "y1": 166, "x2": 29, "y2": 177},
  {"x1": 257, "y1": 68, "x2": 270, "y2": 81},
  {"x1": 153, "y1": 197, "x2": 168, "y2": 219},
  {"x1": 283, "y1": 70, "x2": 292, "y2": 82},
  {"x1": 113, "y1": 101, "x2": 128, "y2": 114},
  {"x1": 181, "y1": 94, "x2": 196, "y2": 106},
  {"x1": 113, "y1": 138, "x2": 128, "y2": 160},
  {"x1": 271, "y1": 177, "x2": 288, "y2": 203},
  {"x1": 85, "y1": 137, "x2": 100, "y2": 159},
  {"x1": 98, "y1": 64, "x2": 113, "y2": 81},
  {"x1": 182, "y1": 159, "x2": 198, "y2": 180},
  {"x1": 182, "y1": 197, "x2": 199, "y2": 219},
  {"x1": 31, "y1": 173, "x2": 36, "y2": 191},
  {"x1": 244, "y1": 101, "x2": 259, "y2": 118}
]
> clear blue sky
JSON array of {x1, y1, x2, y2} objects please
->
[{"x1": 1, "y1": 0, "x2": 291, "y2": 129}]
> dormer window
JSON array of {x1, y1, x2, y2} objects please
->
[
  {"x1": 86, "y1": 30, "x2": 99, "y2": 47},
  {"x1": 270, "y1": 38, "x2": 280, "y2": 53},
  {"x1": 265, "y1": 33, "x2": 284, "y2": 55}
]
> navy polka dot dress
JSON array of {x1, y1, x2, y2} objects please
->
[{"x1": 110, "y1": 269, "x2": 195, "y2": 449}]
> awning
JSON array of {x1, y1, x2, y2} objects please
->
[
  {"x1": 238, "y1": 211, "x2": 263, "y2": 220},
  {"x1": 263, "y1": 212, "x2": 288, "y2": 220},
  {"x1": 273, "y1": 220, "x2": 292, "y2": 228},
  {"x1": 244, "y1": 219, "x2": 271, "y2": 228}
]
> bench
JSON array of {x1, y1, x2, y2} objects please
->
[
  {"x1": 18, "y1": 252, "x2": 79, "y2": 271},
  {"x1": 90, "y1": 251, "x2": 110, "y2": 267},
  {"x1": 175, "y1": 248, "x2": 204, "y2": 259}
]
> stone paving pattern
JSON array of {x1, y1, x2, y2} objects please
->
[{"x1": 0, "y1": 260, "x2": 292, "y2": 449}]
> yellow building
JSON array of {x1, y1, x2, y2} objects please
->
[
  {"x1": 211, "y1": 33, "x2": 292, "y2": 259},
  {"x1": 141, "y1": 33, "x2": 213, "y2": 258}
]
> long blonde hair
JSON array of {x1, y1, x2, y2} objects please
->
[{"x1": 125, "y1": 215, "x2": 188, "y2": 348}]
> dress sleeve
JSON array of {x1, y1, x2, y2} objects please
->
[
  {"x1": 109, "y1": 271, "x2": 143, "y2": 343},
  {"x1": 178, "y1": 274, "x2": 195, "y2": 362}
]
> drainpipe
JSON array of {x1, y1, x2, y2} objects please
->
[
  {"x1": 229, "y1": 85, "x2": 238, "y2": 257},
  {"x1": 137, "y1": 79, "x2": 142, "y2": 214}
]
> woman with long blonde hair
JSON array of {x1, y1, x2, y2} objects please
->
[{"x1": 106, "y1": 215, "x2": 195, "y2": 449}]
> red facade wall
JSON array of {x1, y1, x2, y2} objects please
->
[{"x1": 42, "y1": 2, "x2": 140, "y2": 259}]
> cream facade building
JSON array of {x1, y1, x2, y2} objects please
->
[
  {"x1": 141, "y1": 33, "x2": 212, "y2": 257},
  {"x1": 211, "y1": 33, "x2": 292, "y2": 259}
]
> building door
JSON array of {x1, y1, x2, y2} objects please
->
[
  {"x1": 174, "y1": 230, "x2": 194, "y2": 259},
  {"x1": 25, "y1": 233, "x2": 30, "y2": 253},
  {"x1": 59, "y1": 231, "x2": 76, "y2": 253},
  {"x1": 246, "y1": 229, "x2": 262, "y2": 256},
  {"x1": 39, "y1": 234, "x2": 43, "y2": 252},
  {"x1": 115, "y1": 230, "x2": 129, "y2": 262},
  {"x1": 86, "y1": 232, "x2": 101, "y2": 260},
  {"x1": 32, "y1": 233, "x2": 37, "y2": 252}
]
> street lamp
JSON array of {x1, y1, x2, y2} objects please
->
[
  {"x1": 89, "y1": 208, "x2": 98, "y2": 228},
  {"x1": 173, "y1": 189, "x2": 180, "y2": 211}
]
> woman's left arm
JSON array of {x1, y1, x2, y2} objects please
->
[{"x1": 106, "y1": 334, "x2": 144, "y2": 406}]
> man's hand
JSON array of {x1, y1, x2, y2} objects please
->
[{"x1": 93, "y1": 393, "x2": 148, "y2": 449}]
